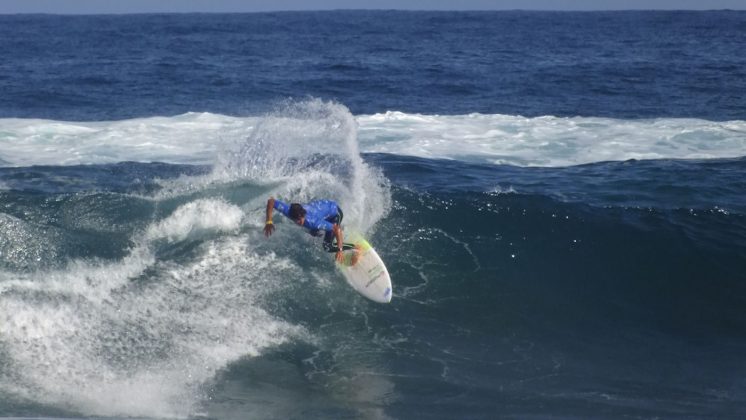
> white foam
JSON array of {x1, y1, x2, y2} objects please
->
[
  {"x1": 0, "y1": 112, "x2": 253, "y2": 167},
  {"x1": 2, "y1": 111, "x2": 744, "y2": 169},
  {"x1": 0, "y1": 245, "x2": 154, "y2": 305},
  {"x1": 146, "y1": 198, "x2": 244, "y2": 242},
  {"x1": 0, "y1": 211, "x2": 305, "y2": 418},
  {"x1": 357, "y1": 112, "x2": 746, "y2": 166}
]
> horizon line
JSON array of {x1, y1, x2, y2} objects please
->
[{"x1": 1, "y1": 8, "x2": 744, "y2": 16}]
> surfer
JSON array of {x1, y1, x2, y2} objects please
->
[{"x1": 263, "y1": 197, "x2": 354, "y2": 262}]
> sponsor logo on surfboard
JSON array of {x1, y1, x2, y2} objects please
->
[{"x1": 365, "y1": 267, "x2": 385, "y2": 287}]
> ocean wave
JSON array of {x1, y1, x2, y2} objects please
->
[
  {"x1": 358, "y1": 111, "x2": 746, "y2": 166},
  {"x1": 1, "y1": 110, "x2": 744, "y2": 168},
  {"x1": 1, "y1": 156, "x2": 745, "y2": 417},
  {"x1": 0, "y1": 100, "x2": 394, "y2": 417}
]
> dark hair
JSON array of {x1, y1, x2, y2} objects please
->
[{"x1": 288, "y1": 203, "x2": 306, "y2": 220}]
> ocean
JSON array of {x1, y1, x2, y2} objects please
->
[{"x1": 0, "y1": 10, "x2": 745, "y2": 419}]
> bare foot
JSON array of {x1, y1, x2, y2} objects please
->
[{"x1": 350, "y1": 246, "x2": 362, "y2": 266}]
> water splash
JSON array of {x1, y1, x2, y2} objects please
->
[
  {"x1": 0, "y1": 198, "x2": 305, "y2": 418},
  {"x1": 214, "y1": 99, "x2": 391, "y2": 233}
]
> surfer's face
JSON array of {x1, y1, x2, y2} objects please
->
[{"x1": 294, "y1": 216, "x2": 305, "y2": 226}]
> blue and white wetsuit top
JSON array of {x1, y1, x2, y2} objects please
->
[{"x1": 273, "y1": 199, "x2": 339, "y2": 236}]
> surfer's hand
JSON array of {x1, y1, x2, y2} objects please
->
[
  {"x1": 335, "y1": 250, "x2": 344, "y2": 263},
  {"x1": 264, "y1": 222, "x2": 275, "y2": 237}
]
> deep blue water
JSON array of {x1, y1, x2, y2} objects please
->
[
  {"x1": 1, "y1": 11, "x2": 745, "y2": 420},
  {"x1": 2, "y1": 11, "x2": 746, "y2": 120}
]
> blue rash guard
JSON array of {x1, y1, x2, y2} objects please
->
[{"x1": 273, "y1": 199, "x2": 340, "y2": 237}]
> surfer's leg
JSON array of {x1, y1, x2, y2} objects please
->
[
  {"x1": 323, "y1": 230, "x2": 337, "y2": 252},
  {"x1": 323, "y1": 209, "x2": 346, "y2": 253},
  {"x1": 336, "y1": 210, "x2": 356, "y2": 250},
  {"x1": 323, "y1": 241, "x2": 354, "y2": 253}
]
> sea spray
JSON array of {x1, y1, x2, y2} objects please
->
[
  {"x1": 145, "y1": 198, "x2": 243, "y2": 242},
  {"x1": 0, "y1": 101, "x2": 393, "y2": 417},
  {"x1": 0, "y1": 198, "x2": 305, "y2": 417},
  {"x1": 212, "y1": 99, "x2": 391, "y2": 233}
]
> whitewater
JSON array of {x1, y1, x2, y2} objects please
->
[
  {"x1": 2, "y1": 111, "x2": 745, "y2": 168},
  {"x1": 0, "y1": 101, "x2": 395, "y2": 417}
]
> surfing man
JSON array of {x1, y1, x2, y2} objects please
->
[{"x1": 263, "y1": 197, "x2": 354, "y2": 262}]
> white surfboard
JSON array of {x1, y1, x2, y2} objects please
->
[{"x1": 335, "y1": 233, "x2": 392, "y2": 303}]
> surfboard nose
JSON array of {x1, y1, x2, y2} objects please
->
[{"x1": 382, "y1": 287, "x2": 392, "y2": 303}]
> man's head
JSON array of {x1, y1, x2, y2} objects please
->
[{"x1": 288, "y1": 203, "x2": 306, "y2": 225}]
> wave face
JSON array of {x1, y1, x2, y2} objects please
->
[
  {"x1": 1, "y1": 102, "x2": 745, "y2": 419},
  {"x1": 0, "y1": 102, "x2": 393, "y2": 418},
  {"x1": 373, "y1": 161, "x2": 746, "y2": 419}
]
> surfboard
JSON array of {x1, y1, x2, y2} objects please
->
[{"x1": 335, "y1": 233, "x2": 392, "y2": 303}]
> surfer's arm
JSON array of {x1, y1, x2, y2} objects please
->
[
  {"x1": 264, "y1": 198, "x2": 275, "y2": 237},
  {"x1": 333, "y1": 224, "x2": 344, "y2": 262}
]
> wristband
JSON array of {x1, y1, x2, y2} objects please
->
[{"x1": 265, "y1": 220, "x2": 273, "y2": 225}]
